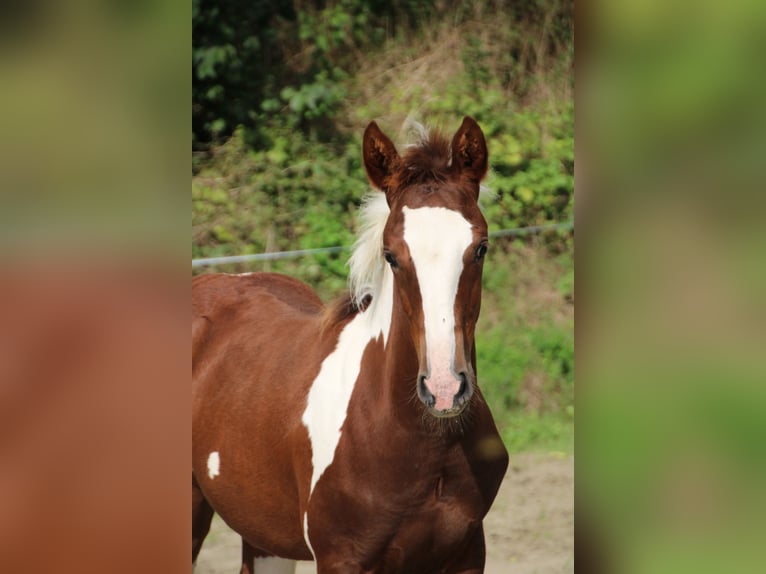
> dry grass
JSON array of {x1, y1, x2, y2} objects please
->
[{"x1": 334, "y1": 4, "x2": 573, "y2": 135}]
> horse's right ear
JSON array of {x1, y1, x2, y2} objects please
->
[{"x1": 363, "y1": 121, "x2": 401, "y2": 201}]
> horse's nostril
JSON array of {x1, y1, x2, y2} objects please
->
[
  {"x1": 417, "y1": 375, "x2": 435, "y2": 408},
  {"x1": 457, "y1": 373, "x2": 467, "y2": 397},
  {"x1": 454, "y1": 372, "x2": 473, "y2": 408}
]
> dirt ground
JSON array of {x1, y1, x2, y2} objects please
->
[{"x1": 194, "y1": 452, "x2": 573, "y2": 573}]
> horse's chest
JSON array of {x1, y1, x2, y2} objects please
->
[
  {"x1": 312, "y1": 463, "x2": 484, "y2": 571},
  {"x1": 336, "y1": 484, "x2": 479, "y2": 574},
  {"x1": 388, "y1": 492, "x2": 480, "y2": 564}
]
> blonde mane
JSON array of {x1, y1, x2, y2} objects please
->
[{"x1": 348, "y1": 192, "x2": 390, "y2": 308}]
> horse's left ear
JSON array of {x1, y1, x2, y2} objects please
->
[{"x1": 451, "y1": 116, "x2": 488, "y2": 190}]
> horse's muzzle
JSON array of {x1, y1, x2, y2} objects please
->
[{"x1": 417, "y1": 371, "x2": 473, "y2": 417}]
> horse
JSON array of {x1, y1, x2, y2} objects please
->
[{"x1": 192, "y1": 116, "x2": 509, "y2": 574}]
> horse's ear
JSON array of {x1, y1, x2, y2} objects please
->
[
  {"x1": 451, "y1": 116, "x2": 488, "y2": 189},
  {"x1": 363, "y1": 121, "x2": 401, "y2": 202}
]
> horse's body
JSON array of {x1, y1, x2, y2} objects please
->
[{"x1": 192, "y1": 117, "x2": 509, "y2": 574}]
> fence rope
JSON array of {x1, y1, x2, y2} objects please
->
[{"x1": 192, "y1": 220, "x2": 573, "y2": 268}]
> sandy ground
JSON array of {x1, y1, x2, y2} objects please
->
[{"x1": 195, "y1": 452, "x2": 573, "y2": 574}]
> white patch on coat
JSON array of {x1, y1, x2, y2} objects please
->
[
  {"x1": 253, "y1": 557, "x2": 296, "y2": 574},
  {"x1": 301, "y1": 272, "x2": 393, "y2": 492},
  {"x1": 303, "y1": 514, "x2": 315, "y2": 559},
  {"x1": 403, "y1": 206, "x2": 473, "y2": 409},
  {"x1": 301, "y1": 209, "x2": 395, "y2": 550},
  {"x1": 206, "y1": 451, "x2": 220, "y2": 479}
]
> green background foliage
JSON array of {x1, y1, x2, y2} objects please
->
[{"x1": 193, "y1": 0, "x2": 574, "y2": 452}]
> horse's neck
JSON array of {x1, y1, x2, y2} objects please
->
[
  {"x1": 358, "y1": 273, "x2": 450, "y2": 431},
  {"x1": 374, "y1": 292, "x2": 424, "y2": 420}
]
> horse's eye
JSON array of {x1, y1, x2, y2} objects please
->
[
  {"x1": 475, "y1": 242, "x2": 488, "y2": 262},
  {"x1": 383, "y1": 251, "x2": 398, "y2": 269}
]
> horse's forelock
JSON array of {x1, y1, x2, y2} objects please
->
[{"x1": 395, "y1": 129, "x2": 452, "y2": 187}]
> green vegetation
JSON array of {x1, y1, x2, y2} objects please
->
[
  {"x1": 479, "y1": 244, "x2": 574, "y2": 453},
  {"x1": 193, "y1": 0, "x2": 574, "y2": 452}
]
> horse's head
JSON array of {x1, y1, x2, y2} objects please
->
[{"x1": 362, "y1": 117, "x2": 489, "y2": 418}]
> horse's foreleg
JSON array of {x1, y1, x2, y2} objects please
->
[
  {"x1": 240, "y1": 540, "x2": 254, "y2": 574},
  {"x1": 192, "y1": 475, "x2": 215, "y2": 564}
]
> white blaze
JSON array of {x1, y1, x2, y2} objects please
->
[{"x1": 403, "y1": 206, "x2": 473, "y2": 409}]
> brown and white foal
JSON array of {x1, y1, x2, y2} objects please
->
[{"x1": 192, "y1": 117, "x2": 508, "y2": 573}]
